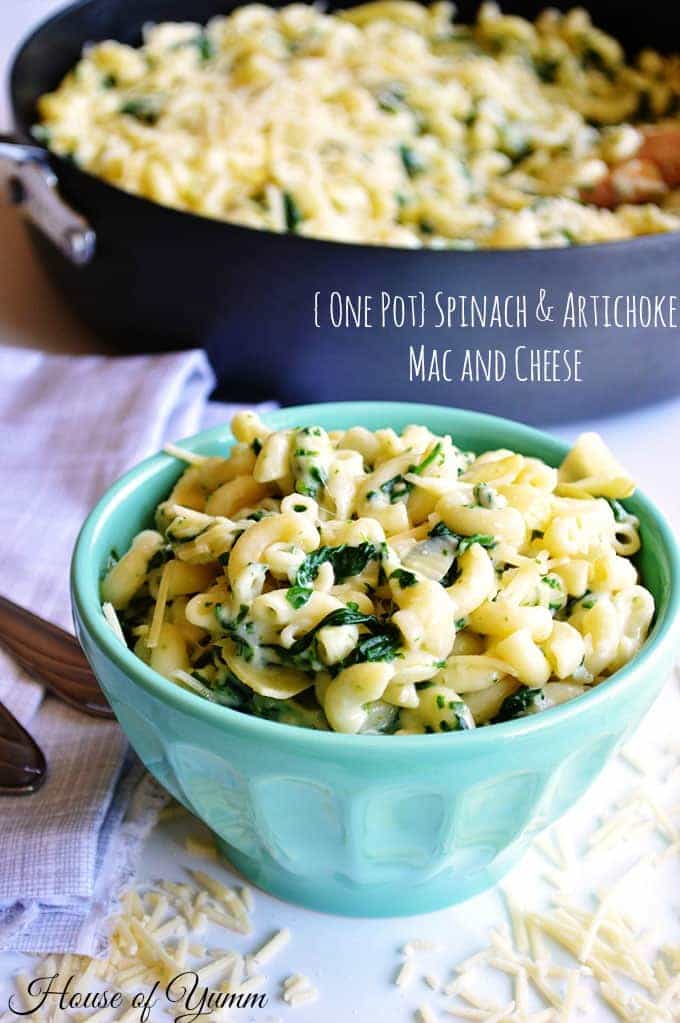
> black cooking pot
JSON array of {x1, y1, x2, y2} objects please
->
[{"x1": 5, "y1": 0, "x2": 680, "y2": 420}]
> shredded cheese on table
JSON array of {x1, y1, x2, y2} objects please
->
[{"x1": 390, "y1": 698, "x2": 679, "y2": 1023}]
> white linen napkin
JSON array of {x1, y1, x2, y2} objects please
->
[{"x1": 0, "y1": 345, "x2": 265, "y2": 955}]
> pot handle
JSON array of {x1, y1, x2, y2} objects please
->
[{"x1": 0, "y1": 137, "x2": 95, "y2": 265}]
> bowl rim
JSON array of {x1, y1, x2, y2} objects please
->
[
  {"x1": 10, "y1": 0, "x2": 680, "y2": 259},
  {"x1": 71, "y1": 401, "x2": 680, "y2": 752}
]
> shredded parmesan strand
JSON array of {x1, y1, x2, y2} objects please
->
[
  {"x1": 417, "y1": 1005, "x2": 439, "y2": 1023},
  {"x1": 147, "y1": 560, "x2": 172, "y2": 649},
  {"x1": 102, "y1": 601, "x2": 126, "y2": 645},
  {"x1": 282, "y1": 973, "x2": 319, "y2": 1007},
  {"x1": 251, "y1": 928, "x2": 291, "y2": 966},
  {"x1": 404, "y1": 938, "x2": 441, "y2": 955},
  {"x1": 163, "y1": 442, "x2": 208, "y2": 465},
  {"x1": 396, "y1": 959, "x2": 417, "y2": 988}
]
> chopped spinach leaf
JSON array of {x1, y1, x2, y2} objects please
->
[
  {"x1": 215, "y1": 603, "x2": 254, "y2": 661},
  {"x1": 377, "y1": 83, "x2": 406, "y2": 112},
  {"x1": 288, "y1": 543, "x2": 380, "y2": 606},
  {"x1": 211, "y1": 670, "x2": 254, "y2": 710},
  {"x1": 293, "y1": 449, "x2": 327, "y2": 498},
  {"x1": 268, "y1": 606, "x2": 401, "y2": 671},
  {"x1": 380, "y1": 474, "x2": 413, "y2": 503},
  {"x1": 533, "y1": 56, "x2": 559, "y2": 82},
  {"x1": 349, "y1": 630, "x2": 402, "y2": 664},
  {"x1": 105, "y1": 548, "x2": 120, "y2": 572},
  {"x1": 428, "y1": 520, "x2": 456, "y2": 540},
  {"x1": 410, "y1": 442, "x2": 443, "y2": 475},
  {"x1": 493, "y1": 685, "x2": 547, "y2": 722},
  {"x1": 120, "y1": 98, "x2": 160, "y2": 124},
  {"x1": 426, "y1": 522, "x2": 496, "y2": 585},
  {"x1": 286, "y1": 584, "x2": 312, "y2": 609},
  {"x1": 148, "y1": 545, "x2": 174, "y2": 570},
  {"x1": 451, "y1": 700, "x2": 474, "y2": 730},
  {"x1": 399, "y1": 143, "x2": 425, "y2": 178},
  {"x1": 283, "y1": 191, "x2": 303, "y2": 232},
  {"x1": 296, "y1": 542, "x2": 380, "y2": 591},
  {"x1": 390, "y1": 568, "x2": 417, "y2": 588},
  {"x1": 193, "y1": 33, "x2": 215, "y2": 61},
  {"x1": 606, "y1": 498, "x2": 628, "y2": 523},
  {"x1": 428, "y1": 522, "x2": 496, "y2": 555}
]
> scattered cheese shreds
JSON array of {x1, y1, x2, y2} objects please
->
[
  {"x1": 404, "y1": 938, "x2": 441, "y2": 955},
  {"x1": 102, "y1": 602, "x2": 126, "y2": 645},
  {"x1": 417, "y1": 1005, "x2": 439, "y2": 1023},
  {"x1": 251, "y1": 928, "x2": 290, "y2": 966},
  {"x1": 9, "y1": 675, "x2": 679, "y2": 1023},
  {"x1": 239, "y1": 886, "x2": 255, "y2": 912},
  {"x1": 163, "y1": 442, "x2": 208, "y2": 465},
  {"x1": 396, "y1": 959, "x2": 417, "y2": 988},
  {"x1": 188, "y1": 870, "x2": 251, "y2": 931},
  {"x1": 443, "y1": 1006, "x2": 487, "y2": 1021},
  {"x1": 11, "y1": 833, "x2": 264, "y2": 1023},
  {"x1": 399, "y1": 683, "x2": 680, "y2": 1023},
  {"x1": 282, "y1": 973, "x2": 319, "y2": 1008},
  {"x1": 147, "y1": 559, "x2": 172, "y2": 649}
]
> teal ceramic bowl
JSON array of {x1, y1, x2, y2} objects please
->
[{"x1": 71, "y1": 403, "x2": 680, "y2": 916}]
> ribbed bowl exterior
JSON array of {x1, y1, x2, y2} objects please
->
[{"x1": 72, "y1": 621, "x2": 672, "y2": 914}]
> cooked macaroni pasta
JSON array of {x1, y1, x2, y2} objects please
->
[
  {"x1": 36, "y1": 2, "x2": 680, "y2": 248},
  {"x1": 101, "y1": 414, "x2": 654, "y2": 734}
]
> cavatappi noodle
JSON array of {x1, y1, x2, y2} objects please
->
[
  {"x1": 36, "y1": 2, "x2": 680, "y2": 248},
  {"x1": 101, "y1": 414, "x2": 654, "y2": 734}
]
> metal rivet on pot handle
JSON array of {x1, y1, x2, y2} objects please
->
[{"x1": 0, "y1": 139, "x2": 95, "y2": 266}]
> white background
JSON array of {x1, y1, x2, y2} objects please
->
[{"x1": 0, "y1": 2, "x2": 679, "y2": 1017}]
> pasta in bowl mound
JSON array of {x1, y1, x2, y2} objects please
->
[
  {"x1": 101, "y1": 412, "x2": 654, "y2": 734},
  {"x1": 36, "y1": 1, "x2": 680, "y2": 249}
]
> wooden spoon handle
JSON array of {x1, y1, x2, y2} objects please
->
[
  {"x1": 0, "y1": 700, "x2": 47, "y2": 795},
  {"x1": 0, "y1": 595, "x2": 114, "y2": 719}
]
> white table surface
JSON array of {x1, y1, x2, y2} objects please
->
[{"x1": 0, "y1": 3, "x2": 679, "y2": 1017}]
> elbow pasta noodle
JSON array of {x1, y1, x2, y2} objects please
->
[
  {"x1": 101, "y1": 413, "x2": 654, "y2": 734},
  {"x1": 36, "y1": 3, "x2": 680, "y2": 249}
]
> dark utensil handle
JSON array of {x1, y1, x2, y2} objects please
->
[
  {"x1": 0, "y1": 136, "x2": 95, "y2": 265},
  {"x1": 0, "y1": 595, "x2": 115, "y2": 719},
  {"x1": 0, "y1": 701, "x2": 47, "y2": 796}
]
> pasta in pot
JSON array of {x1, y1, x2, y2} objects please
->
[
  {"x1": 101, "y1": 415, "x2": 654, "y2": 734},
  {"x1": 35, "y1": 2, "x2": 680, "y2": 249}
]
